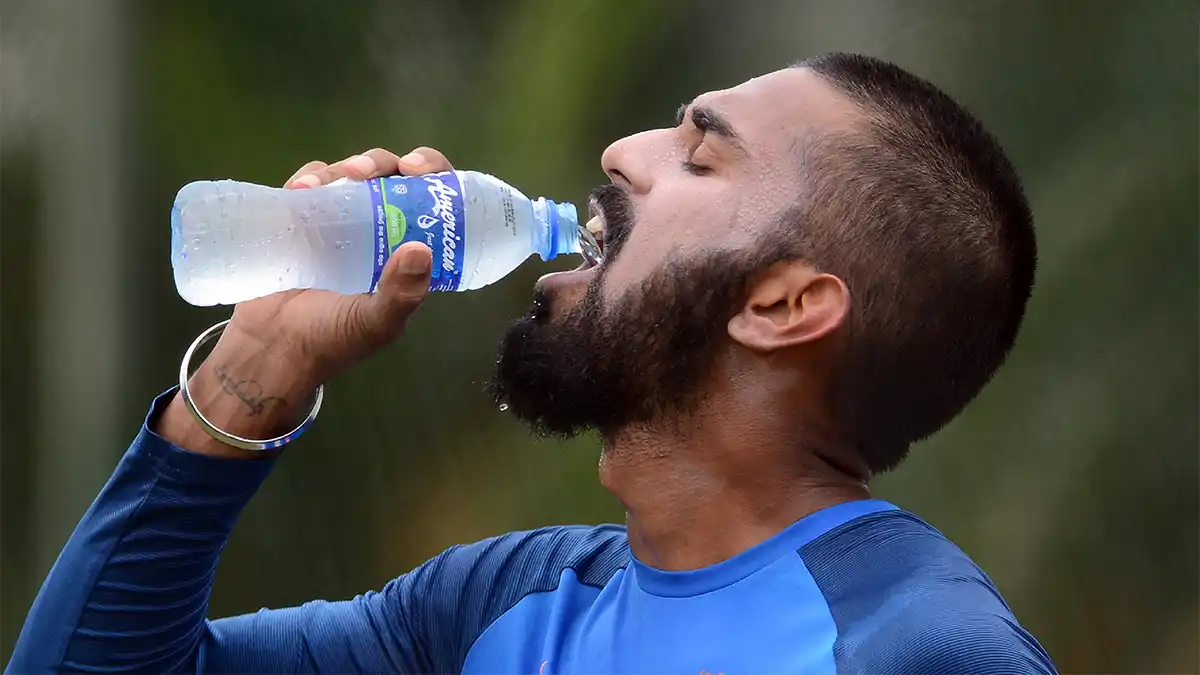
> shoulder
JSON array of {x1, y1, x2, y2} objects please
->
[
  {"x1": 838, "y1": 593, "x2": 1059, "y2": 674},
  {"x1": 799, "y1": 509, "x2": 1014, "y2": 619},
  {"x1": 799, "y1": 509, "x2": 1057, "y2": 674},
  {"x1": 424, "y1": 523, "x2": 631, "y2": 590}
]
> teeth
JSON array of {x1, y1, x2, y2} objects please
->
[
  {"x1": 578, "y1": 216, "x2": 605, "y2": 265},
  {"x1": 586, "y1": 216, "x2": 603, "y2": 236}
]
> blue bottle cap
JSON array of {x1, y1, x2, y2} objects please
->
[{"x1": 543, "y1": 199, "x2": 582, "y2": 260}]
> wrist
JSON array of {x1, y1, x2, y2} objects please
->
[{"x1": 157, "y1": 330, "x2": 322, "y2": 459}]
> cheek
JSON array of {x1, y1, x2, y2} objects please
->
[{"x1": 601, "y1": 181, "x2": 737, "y2": 301}]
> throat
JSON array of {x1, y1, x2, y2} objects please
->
[{"x1": 599, "y1": 424, "x2": 871, "y2": 572}]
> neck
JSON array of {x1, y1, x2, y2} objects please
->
[{"x1": 599, "y1": 405, "x2": 870, "y2": 572}]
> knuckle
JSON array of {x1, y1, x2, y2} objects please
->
[
  {"x1": 286, "y1": 160, "x2": 327, "y2": 185},
  {"x1": 413, "y1": 146, "x2": 450, "y2": 164},
  {"x1": 365, "y1": 148, "x2": 401, "y2": 172},
  {"x1": 334, "y1": 300, "x2": 375, "y2": 356},
  {"x1": 392, "y1": 288, "x2": 427, "y2": 309}
]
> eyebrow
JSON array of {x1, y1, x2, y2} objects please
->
[{"x1": 675, "y1": 102, "x2": 747, "y2": 153}]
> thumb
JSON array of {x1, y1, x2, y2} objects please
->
[{"x1": 367, "y1": 242, "x2": 432, "y2": 327}]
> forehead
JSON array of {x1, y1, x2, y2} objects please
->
[{"x1": 693, "y1": 67, "x2": 863, "y2": 157}]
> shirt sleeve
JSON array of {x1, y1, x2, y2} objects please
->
[
  {"x1": 849, "y1": 604, "x2": 1059, "y2": 675},
  {"x1": 5, "y1": 391, "x2": 451, "y2": 674}
]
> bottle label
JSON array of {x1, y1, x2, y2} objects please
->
[{"x1": 366, "y1": 171, "x2": 467, "y2": 292}]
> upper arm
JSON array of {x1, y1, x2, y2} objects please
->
[
  {"x1": 194, "y1": 538, "x2": 478, "y2": 673},
  {"x1": 798, "y1": 511, "x2": 1057, "y2": 675},
  {"x1": 905, "y1": 615, "x2": 1057, "y2": 674},
  {"x1": 7, "y1": 396, "x2": 615, "y2": 674},
  {"x1": 198, "y1": 574, "x2": 428, "y2": 673},
  {"x1": 196, "y1": 526, "x2": 625, "y2": 674},
  {"x1": 844, "y1": 606, "x2": 1058, "y2": 675}
]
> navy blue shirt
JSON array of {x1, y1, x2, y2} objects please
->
[{"x1": 7, "y1": 392, "x2": 1056, "y2": 673}]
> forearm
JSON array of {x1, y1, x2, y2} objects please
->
[
  {"x1": 158, "y1": 322, "x2": 322, "y2": 459},
  {"x1": 6, "y1": 393, "x2": 276, "y2": 673},
  {"x1": 6, "y1": 390, "x2": 423, "y2": 675}
]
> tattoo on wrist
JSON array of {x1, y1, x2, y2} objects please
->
[{"x1": 211, "y1": 364, "x2": 288, "y2": 417}]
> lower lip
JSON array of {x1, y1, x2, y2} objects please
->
[{"x1": 537, "y1": 261, "x2": 598, "y2": 286}]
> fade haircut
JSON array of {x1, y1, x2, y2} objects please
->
[{"x1": 790, "y1": 53, "x2": 1036, "y2": 473}]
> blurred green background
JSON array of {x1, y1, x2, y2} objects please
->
[{"x1": 2, "y1": 0, "x2": 1197, "y2": 672}]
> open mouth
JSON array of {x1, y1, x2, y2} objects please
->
[
  {"x1": 581, "y1": 215, "x2": 605, "y2": 268},
  {"x1": 538, "y1": 211, "x2": 603, "y2": 288},
  {"x1": 537, "y1": 199, "x2": 607, "y2": 287},
  {"x1": 579, "y1": 198, "x2": 608, "y2": 268}
]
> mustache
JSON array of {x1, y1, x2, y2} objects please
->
[{"x1": 589, "y1": 184, "x2": 634, "y2": 261}]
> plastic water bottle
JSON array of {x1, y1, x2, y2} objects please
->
[{"x1": 170, "y1": 171, "x2": 596, "y2": 306}]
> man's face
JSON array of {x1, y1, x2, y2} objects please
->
[{"x1": 489, "y1": 68, "x2": 857, "y2": 438}]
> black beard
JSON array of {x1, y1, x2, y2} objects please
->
[
  {"x1": 487, "y1": 247, "x2": 781, "y2": 441},
  {"x1": 488, "y1": 180, "x2": 798, "y2": 441}
]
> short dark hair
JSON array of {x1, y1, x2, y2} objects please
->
[{"x1": 791, "y1": 53, "x2": 1036, "y2": 473}]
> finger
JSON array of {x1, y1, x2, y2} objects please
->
[
  {"x1": 304, "y1": 146, "x2": 407, "y2": 186},
  {"x1": 357, "y1": 242, "x2": 432, "y2": 337},
  {"x1": 291, "y1": 146, "x2": 454, "y2": 187},
  {"x1": 397, "y1": 146, "x2": 454, "y2": 176},
  {"x1": 285, "y1": 160, "x2": 328, "y2": 189},
  {"x1": 286, "y1": 151, "x2": 375, "y2": 188},
  {"x1": 377, "y1": 242, "x2": 432, "y2": 310},
  {"x1": 357, "y1": 148, "x2": 404, "y2": 178},
  {"x1": 322, "y1": 148, "x2": 398, "y2": 183},
  {"x1": 293, "y1": 154, "x2": 368, "y2": 188}
]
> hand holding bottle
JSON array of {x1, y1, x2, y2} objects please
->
[{"x1": 157, "y1": 147, "x2": 451, "y2": 458}]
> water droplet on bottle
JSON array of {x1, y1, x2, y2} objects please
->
[
  {"x1": 343, "y1": 194, "x2": 352, "y2": 201},
  {"x1": 498, "y1": 403, "x2": 509, "y2": 412}
]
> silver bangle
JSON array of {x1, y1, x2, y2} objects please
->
[{"x1": 179, "y1": 319, "x2": 324, "y2": 451}]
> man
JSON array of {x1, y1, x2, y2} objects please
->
[{"x1": 8, "y1": 53, "x2": 1057, "y2": 673}]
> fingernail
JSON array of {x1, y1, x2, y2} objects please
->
[
  {"x1": 399, "y1": 151, "x2": 425, "y2": 167},
  {"x1": 399, "y1": 249, "x2": 431, "y2": 276},
  {"x1": 293, "y1": 174, "x2": 320, "y2": 188},
  {"x1": 348, "y1": 154, "x2": 376, "y2": 174}
]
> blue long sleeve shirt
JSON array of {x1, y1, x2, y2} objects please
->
[{"x1": 7, "y1": 392, "x2": 1057, "y2": 674}]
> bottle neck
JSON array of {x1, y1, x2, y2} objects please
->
[{"x1": 533, "y1": 197, "x2": 581, "y2": 261}]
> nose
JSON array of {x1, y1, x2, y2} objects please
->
[{"x1": 600, "y1": 129, "x2": 665, "y2": 195}]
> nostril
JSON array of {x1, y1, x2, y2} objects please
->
[{"x1": 607, "y1": 168, "x2": 631, "y2": 188}]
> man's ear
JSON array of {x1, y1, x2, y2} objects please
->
[{"x1": 727, "y1": 262, "x2": 850, "y2": 352}]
